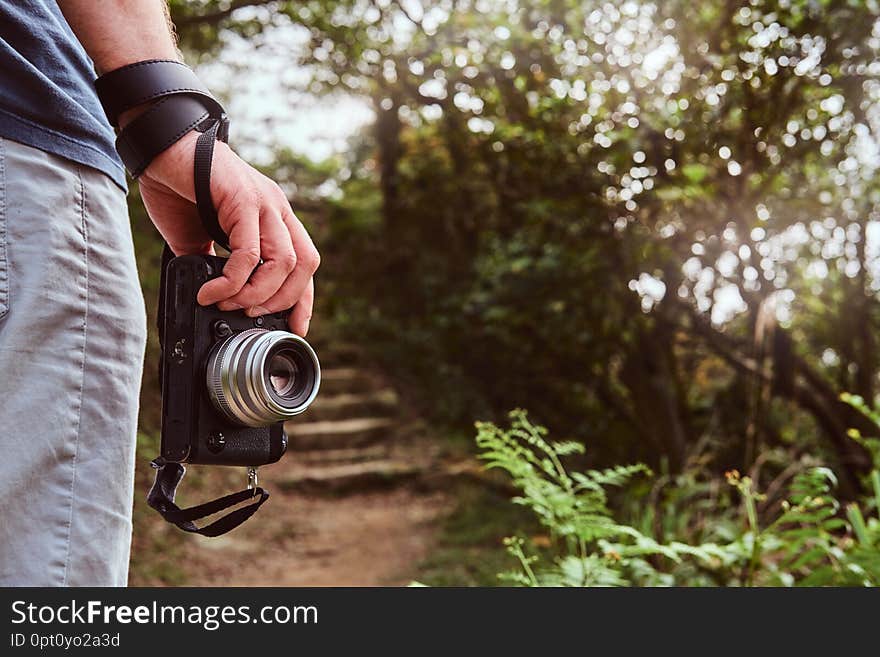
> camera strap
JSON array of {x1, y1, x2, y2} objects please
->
[
  {"x1": 98, "y1": 60, "x2": 268, "y2": 536},
  {"x1": 148, "y1": 459, "x2": 269, "y2": 537},
  {"x1": 193, "y1": 116, "x2": 231, "y2": 251}
]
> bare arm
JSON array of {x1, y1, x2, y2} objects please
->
[
  {"x1": 57, "y1": 0, "x2": 180, "y2": 73},
  {"x1": 56, "y1": 0, "x2": 320, "y2": 337}
]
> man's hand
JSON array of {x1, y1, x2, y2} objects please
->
[
  {"x1": 138, "y1": 131, "x2": 320, "y2": 337},
  {"x1": 56, "y1": 0, "x2": 320, "y2": 337}
]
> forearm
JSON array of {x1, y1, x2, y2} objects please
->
[{"x1": 57, "y1": 0, "x2": 180, "y2": 73}]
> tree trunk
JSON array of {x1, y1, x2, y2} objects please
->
[
  {"x1": 374, "y1": 90, "x2": 403, "y2": 235},
  {"x1": 682, "y1": 300, "x2": 870, "y2": 496},
  {"x1": 620, "y1": 319, "x2": 690, "y2": 471}
]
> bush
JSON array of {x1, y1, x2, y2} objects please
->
[{"x1": 477, "y1": 410, "x2": 880, "y2": 587}]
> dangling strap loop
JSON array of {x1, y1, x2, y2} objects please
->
[{"x1": 147, "y1": 459, "x2": 270, "y2": 537}]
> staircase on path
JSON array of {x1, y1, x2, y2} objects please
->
[{"x1": 279, "y1": 334, "x2": 442, "y2": 494}]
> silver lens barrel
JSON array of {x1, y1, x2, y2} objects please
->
[{"x1": 206, "y1": 329, "x2": 321, "y2": 427}]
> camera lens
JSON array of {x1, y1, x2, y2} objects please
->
[
  {"x1": 206, "y1": 329, "x2": 321, "y2": 427},
  {"x1": 268, "y1": 352, "x2": 298, "y2": 396}
]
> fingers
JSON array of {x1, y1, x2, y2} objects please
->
[
  {"x1": 196, "y1": 198, "x2": 261, "y2": 306},
  {"x1": 234, "y1": 209, "x2": 318, "y2": 313},
  {"x1": 195, "y1": 167, "x2": 320, "y2": 332},
  {"x1": 215, "y1": 207, "x2": 295, "y2": 312},
  {"x1": 287, "y1": 278, "x2": 314, "y2": 337}
]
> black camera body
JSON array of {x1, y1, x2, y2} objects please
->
[{"x1": 159, "y1": 254, "x2": 319, "y2": 467}]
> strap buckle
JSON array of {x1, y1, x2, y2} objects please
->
[
  {"x1": 247, "y1": 466, "x2": 259, "y2": 497},
  {"x1": 217, "y1": 113, "x2": 230, "y2": 143}
]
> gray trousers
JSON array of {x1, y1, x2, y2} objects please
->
[{"x1": 0, "y1": 137, "x2": 146, "y2": 586}]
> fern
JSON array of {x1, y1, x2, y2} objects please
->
[
  {"x1": 479, "y1": 410, "x2": 693, "y2": 586},
  {"x1": 477, "y1": 409, "x2": 880, "y2": 587},
  {"x1": 840, "y1": 393, "x2": 880, "y2": 471}
]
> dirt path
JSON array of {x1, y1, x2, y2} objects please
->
[
  {"x1": 130, "y1": 330, "x2": 456, "y2": 586},
  {"x1": 178, "y1": 487, "x2": 448, "y2": 586}
]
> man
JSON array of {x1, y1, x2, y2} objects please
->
[{"x1": 0, "y1": 1, "x2": 319, "y2": 586}]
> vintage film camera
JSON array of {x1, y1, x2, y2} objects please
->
[{"x1": 158, "y1": 254, "x2": 320, "y2": 468}]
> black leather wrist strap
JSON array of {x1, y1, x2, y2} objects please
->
[
  {"x1": 95, "y1": 59, "x2": 211, "y2": 127},
  {"x1": 96, "y1": 59, "x2": 231, "y2": 249},
  {"x1": 97, "y1": 60, "x2": 258, "y2": 536},
  {"x1": 114, "y1": 95, "x2": 212, "y2": 178}
]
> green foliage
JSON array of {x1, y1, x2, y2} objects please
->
[
  {"x1": 479, "y1": 411, "x2": 880, "y2": 587},
  {"x1": 841, "y1": 393, "x2": 880, "y2": 471},
  {"x1": 478, "y1": 409, "x2": 649, "y2": 550},
  {"x1": 292, "y1": 0, "x2": 880, "y2": 483}
]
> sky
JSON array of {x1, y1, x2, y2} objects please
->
[{"x1": 196, "y1": 22, "x2": 373, "y2": 165}]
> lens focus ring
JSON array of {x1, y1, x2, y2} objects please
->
[{"x1": 206, "y1": 329, "x2": 321, "y2": 427}]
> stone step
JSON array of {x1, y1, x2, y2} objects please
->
[
  {"x1": 292, "y1": 445, "x2": 389, "y2": 465},
  {"x1": 305, "y1": 389, "x2": 399, "y2": 422},
  {"x1": 284, "y1": 417, "x2": 395, "y2": 450},
  {"x1": 310, "y1": 342, "x2": 363, "y2": 368},
  {"x1": 317, "y1": 367, "x2": 378, "y2": 396},
  {"x1": 277, "y1": 460, "x2": 423, "y2": 495}
]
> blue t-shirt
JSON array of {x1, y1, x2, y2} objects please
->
[{"x1": 0, "y1": 2, "x2": 126, "y2": 190}]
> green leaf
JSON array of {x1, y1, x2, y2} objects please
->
[{"x1": 681, "y1": 163, "x2": 709, "y2": 184}]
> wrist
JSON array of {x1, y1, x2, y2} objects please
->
[{"x1": 141, "y1": 129, "x2": 200, "y2": 187}]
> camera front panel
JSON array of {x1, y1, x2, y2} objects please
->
[{"x1": 159, "y1": 254, "x2": 294, "y2": 467}]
